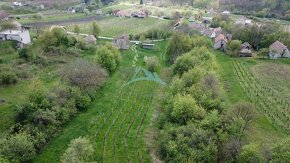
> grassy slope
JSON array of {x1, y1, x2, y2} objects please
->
[
  {"x1": 0, "y1": 42, "x2": 72, "y2": 133},
  {"x1": 66, "y1": 16, "x2": 172, "y2": 37},
  {"x1": 215, "y1": 53, "x2": 286, "y2": 145},
  {"x1": 33, "y1": 41, "x2": 167, "y2": 162}
]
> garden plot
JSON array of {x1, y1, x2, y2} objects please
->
[{"x1": 93, "y1": 69, "x2": 160, "y2": 163}]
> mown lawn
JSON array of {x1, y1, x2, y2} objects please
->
[
  {"x1": 33, "y1": 41, "x2": 168, "y2": 162},
  {"x1": 215, "y1": 53, "x2": 287, "y2": 145}
]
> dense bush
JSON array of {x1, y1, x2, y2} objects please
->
[
  {"x1": 144, "y1": 56, "x2": 160, "y2": 72},
  {"x1": 227, "y1": 40, "x2": 242, "y2": 57},
  {"x1": 0, "y1": 65, "x2": 17, "y2": 85},
  {"x1": 61, "y1": 137, "x2": 94, "y2": 163},
  {"x1": 0, "y1": 132, "x2": 36, "y2": 162},
  {"x1": 38, "y1": 28, "x2": 78, "y2": 53},
  {"x1": 95, "y1": 44, "x2": 121, "y2": 73},
  {"x1": 1, "y1": 84, "x2": 95, "y2": 162},
  {"x1": 166, "y1": 33, "x2": 193, "y2": 63}
]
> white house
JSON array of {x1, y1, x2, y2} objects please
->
[
  {"x1": 0, "y1": 21, "x2": 31, "y2": 45},
  {"x1": 269, "y1": 41, "x2": 290, "y2": 59}
]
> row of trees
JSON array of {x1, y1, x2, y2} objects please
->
[{"x1": 157, "y1": 33, "x2": 290, "y2": 162}]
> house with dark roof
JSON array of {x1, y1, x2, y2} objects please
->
[
  {"x1": 240, "y1": 42, "x2": 252, "y2": 57},
  {"x1": 214, "y1": 34, "x2": 227, "y2": 51},
  {"x1": 269, "y1": 41, "x2": 290, "y2": 59},
  {"x1": 202, "y1": 29, "x2": 216, "y2": 38},
  {"x1": 113, "y1": 35, "x2": 130, "y2": 50},
  {"x1": 241, "y1": 42, "x2": 251, "y2": 50}
]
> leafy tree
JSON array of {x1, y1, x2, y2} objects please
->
[
  {"x1": 0, "y1": 132, "x2": 36, "y2": 162},
  {"x1": 271, "y1": 138, "x2": 290, "y2": 162},
  {"x1": 160, "y1": 124, "x2": 218, "y2": 162},
  {"x1": 166, "y1": 33, "x2": 192, "y2": 63},
  {"x1": 96, "y1": 46, "x2": 117, "y2": 73},
  {"x1": 73, "y1": 25, "x2": 80, "y2": 35},
  {"x1": 61, "y1": 137, "x2": 94, "y2": 163},
  {"x1": 91, "y1": 22, "x2": 100, "y2": 37},
  {"x1": 0, "y1": 156, "x2": 9, "y2": 163},
  {"x1": 172, "y1": 94, "x2": 206, "y2": 124},
  {"x1": 238, "y1": 144, "x2": 264, "y2": 163},
  {"x1": 104, "y1": 43, "x2": 121, "y2": 64},
  {"x1": 174, "y1": 53, "x2": 198, "y2": 75},
  {"x1": 227, "y1": 40, "x2": 242, "y2": 57},
  {"x1": 226, "y1": 102, "x2": 256, "y2": 138}
]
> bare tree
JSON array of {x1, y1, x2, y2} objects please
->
[{"x1": 60, "y1": 59, "x2": 108, "y2": 90}]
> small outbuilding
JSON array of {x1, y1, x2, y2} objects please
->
[
  {"x1": 142, "y1": 43, "x2": 155, "y2": 49},
  {"x1": 241, "y1": 42, "x2": 252, "y2": 50},
  {"x1": 113, "y1": 35, "x2": 130, "y2": 50},
  {"x1": 269, "y1": 41, "x2": 290, "y2": 59},
  {"x1": 0, "y1": 21, "x2": 31, "y2": 46},
  {"x1": 214, "y1": 34, "x2": 227, "y2": 51},
  {"x1": 240, "y1": 49, "x2": 252, "y2": 57},
  {"x1": 240, "y1": 42, "x2": 252, "y2": 57},
  {"x1": 84, "y1": 35, "x2": 97, "y2": 44}
]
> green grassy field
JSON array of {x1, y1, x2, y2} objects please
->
[
  {"x1": 18, "y1": 12, "x2": 87, "y2": 24},
  {"x1": 66, "y1": 16, "x2": 172, "y2": 37},
  {"x1": 215, "y1": 53, "x2": 287, "y2": 145},
  {"x1": 33, "y1": 41, "x2": 168, "y2": 162}
]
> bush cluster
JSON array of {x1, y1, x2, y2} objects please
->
[
  {"x1": 0, "y1": 65, "x2": 17, "y2": 85},
  {"x1": 95, "y1": 43, "x2": 121, "y2": 74},
  {"x1": 0, "y1": 85, "x2": 93, "y2": 162}
]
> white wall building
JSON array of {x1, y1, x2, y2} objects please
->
[{"x1": 0, "y1": 21, "x2": 31, "y2": 45}]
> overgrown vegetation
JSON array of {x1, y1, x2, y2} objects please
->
[{"x1": 156, "y1": 32, "x2": 290, "y2": 162}]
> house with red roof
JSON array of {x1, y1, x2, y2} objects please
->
[
  {"x1": 214, "y1": 34, "x2": 227, "y2": 51},
  {"x1": 269, "y1": 41, "x2": 290, "y2": 59}
]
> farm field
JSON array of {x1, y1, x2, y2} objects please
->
[
  {"x1": 66, "y1": 16, "x2": 172, "y2": 37},
  {"x1": 33, "y1": 41, "x2": 168, "y2": 162},
  {"x1": 216, "y1": 53, "x2": 288, "y2": 144}
]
